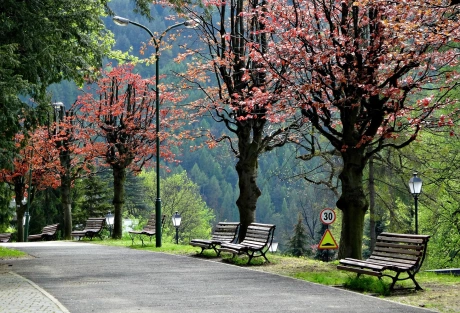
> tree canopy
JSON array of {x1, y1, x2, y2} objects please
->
[{"x1": 246, "y1": 0, "x2": 460, "y2": 258}]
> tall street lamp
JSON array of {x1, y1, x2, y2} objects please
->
[
  {"x1": 408, "y1": 172, "x2": 423, "y2": 234},
  {"x1": 113, "y1": 16, "x2": 198, "y2": 247}
]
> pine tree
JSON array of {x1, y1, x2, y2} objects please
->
[{"x1": 286, "y1": 213, "x2": 311, "y2": 257}]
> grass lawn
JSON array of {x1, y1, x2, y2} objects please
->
[
  {"x1": 1, "y1": 240, "x2": 458, "y2": 312},
  {"x1": 0, "y1": 246, "x2": 27, "y2": 259}
]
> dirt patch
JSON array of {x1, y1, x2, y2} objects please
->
[{"x1": 387, "y1": 282, "x2": 460, "y2": 313}]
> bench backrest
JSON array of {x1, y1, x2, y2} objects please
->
[
  {"x1": 241, "y1": 223, "x2": 276, "y2": 248},
  {"x1": 370, "y1": 232, "x2": 430, "y2": 271},
  {"x1": 84, "y1": 218, "x2": 105, "y2": 230},
  {"x1": 211, "y1": 222, "x2": 240, "y2": 243},
  {"x1": 42, "y1": 224, "x2": 59, "y2": 235},
  {"x1": 143, "y1": 214, "x2": 166, "y2": 232},
  {"x1": 0, "y1": 233, "x2": 12, "y2": 243}
]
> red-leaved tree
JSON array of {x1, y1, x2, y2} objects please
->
[
  {"x1": 76, "y1": 65, "x2": 185, "y2": 239},
  {"x1": 250, "y1": 0, "x2": 460, "y2": 258},
  {"x1": 0, "y1": 129, "x2": 61, "y2": 241},
  {"x1": 181, "y1": 1, "x2": 302, "y2": 240}
]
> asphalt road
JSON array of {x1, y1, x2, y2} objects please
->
[{"x1": 1, "y1": 242, "x2": 435, "y2": 313}]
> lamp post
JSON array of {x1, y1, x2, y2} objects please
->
[
  {"x1": 408, "y1": 172, "x2": 423, "y2": 234},
  {"x1": 105, "y1": 211, "x2": 114, "y2": 237},
  {"x1": 112, "y1": 16, "x2": 198, "y2": 247},
  {"x1": 172, "y1": 211, "x2": 181, "y2": 244},
  {"x1": 10, "y1": 198, "x2": 29, "y2": 239},
  {"x1": 51, "y1": 102, "x2": 65, "y2": 132},
  {"x1": 269, "y1": 242, "x2": 278, "y2": 253}
]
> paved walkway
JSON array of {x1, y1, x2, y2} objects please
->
[
  {"x1": 0, "y1": 271, "x2": 69, "y2": 313},
  {"x1": 1, "y1": 242, "x2": 436, "y2": 313}
]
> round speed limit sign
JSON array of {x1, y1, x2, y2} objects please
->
[{"x1": 320, "y1": 208, "x2": 336, "y2": 225}]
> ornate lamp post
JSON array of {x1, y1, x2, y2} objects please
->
[
  {"x1": 172, "y1": 211, "x2": 182, "y2": 244},
  {"x1": 112, "y1": 16, "x2": 197, "y2": 247},
  {"x1": 105, "y1": 211, "x2": 114, "y2": 237},
  {"x1": 408, "y1": 172, "x2": 423, "y2": 234}
]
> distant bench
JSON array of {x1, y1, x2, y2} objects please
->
[
  {"x1": 337, "y1": 232, "x2": 430, "y2": 290},
  {"x1": 129, "y1": 214, "x2": 165, "y2": 246},
  {"x1": 0, "y1": 233, "x2": 12, "y2": 243},
  {"x1": 218, "y1": 223, "x2": 276, "y2": 264},
  {"x1": 28, "y1": 223, "x2": 59, "y2": 241},
  {"x1": 190, "y1": 222, "x2": 240, "y2": 255},
  {"x1": 71, "y1": 218, "x2": 106, "y2": 240}
]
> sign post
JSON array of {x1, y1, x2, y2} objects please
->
[{"x1": 318, "y1": 208, "x2": 338, "y2": 262}]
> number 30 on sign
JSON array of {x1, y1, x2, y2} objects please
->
[{"x1": 320, "y1": 208, "x2": 336, "y2": 225}]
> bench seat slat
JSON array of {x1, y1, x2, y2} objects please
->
[
  {"x1": 373, "y1": 246, "x2": 423, "y2": 256},
  {"x1": 348, "y1": 257, "x2": 415, "y2": 268},
  {"x1": 337, "y1": 265, "x2": 383, "y2": 277},
  {"x1": 371, "y1": 251, "x2": 420, "y2": 261},
  {"x1": 368, "y1": 255, "x2": 417, "y2": 266},
  {"x1": 375, "y1": 242, "x2": 424, "y2": 250}
]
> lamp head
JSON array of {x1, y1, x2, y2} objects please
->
[
  {"x1": 409, "y1": 172, "x2": 423, "y2": 196},
  {"x1": 51, "y1": 102, "x2": 65, "y2": 110},
  {"x1": 183, "y1": 18, "x2": 200, "y2": 29},
  {"x1": 269, "y1": 242, "x2": 278, "y2": 253},
  {"x1": 172, "y1": 211, "x2": 182, "y2": 227},
  {"x1": 113, "y1": 16, "x2": 130, "y2": 26},
  {"x1": 105, "y1": 211, "x2": 115, "y2": 226}
]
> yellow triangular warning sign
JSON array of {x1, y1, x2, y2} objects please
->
[{"x1": 318, "y1": 229, "x2": 338, "y2": 250}]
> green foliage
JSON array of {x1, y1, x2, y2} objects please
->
[
  {"x1": 0, "y1": 0, "x2": 113, "y2": 95},
  {"x1": 139, "y1": 170, "x2": 214, "y2": 243},
  {"x1": 0, "y1": 247, "x2": 27, "y2": 259},
  {"x1": 286, "y1": 213, "x2": 312, "y2": 257},
  {"x1": 0, "y1": 184, "x2": 14, "y2": 232},
  {"x1": 72, "y1": 173, "x2": 113, "y2": 225},
  {"x1": 343, "y1": 276, "x2": 390, "y2": 296},
  {"x1": 294, "y1": 271, "x2": 343, "y2": 286},
  {"x1": 26, "y1": 188, "x2": 60, "y2": 236}
]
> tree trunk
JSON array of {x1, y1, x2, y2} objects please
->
[
  {"x1": 368, "y1": 153, "x2": 377, "y2": 252},
  {"x1": 337, "y1": 152, "x2": 368, "y2": 259},
  {"x1": 59, "y1": 139, "x2": 73, "y2": 240},
  {"x1": 60, "y1": 173, "x2": 72, "y2": 240},
  {"x1": 15, "y1": 207, "x2": 25, "y2": 242},
  {"x1": 235, "y1": 127, "x2": 262, "y2": 241},
  {"x1": 112, "y1": 165, "x2": 126, "y2": 239}
]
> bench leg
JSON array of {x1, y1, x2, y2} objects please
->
[
  {"x1": 140, "y1": 235, "x2": 145, "y2": 247},
  {"x1": 408, "y1": 271, "x2": 423, "y2": 291},
  {"x1": 130, "y1": 234, "x2": 136, "y2": 245}
]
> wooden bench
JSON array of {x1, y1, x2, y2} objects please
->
[
  {"x1": 128, "y1": 214, "x2": 165, "y2": 246},
  {"x1": 0, "y1": 233, "x2": 12, "y2": 243},
  {"x1": 337, "y1": 232, "x2": 430, "y2": 290},
  {"x1": 71, "y1": 218, "x2": 106, "y2": 240},
  {"x1": 218, "y1": 223, "x2": 276, "y2": 264},
  {"x1": 190, "y1": 222, "x2": 240, "y2": 255},
  {"x1": 28, "y1": 224, "x2": 59, "y2": 241}
]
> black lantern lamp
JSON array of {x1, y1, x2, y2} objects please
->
[
  {"x1": 408, "y1": 172, "x2": 423, "y2": 234},
  {"x1": 172, "y1": 211, "x2": 182, "y2": 244}
]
